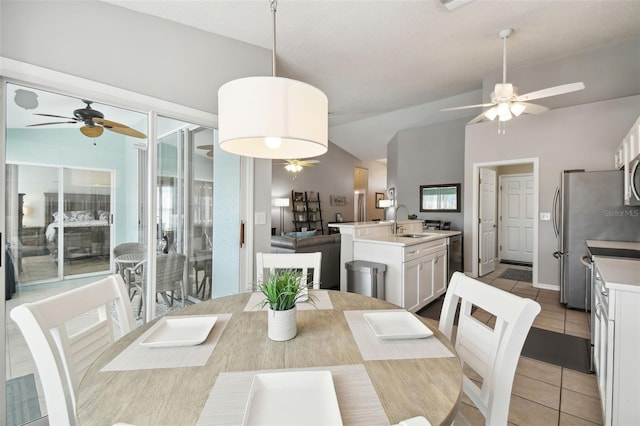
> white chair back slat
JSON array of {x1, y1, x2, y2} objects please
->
[
  {"x1": 10, "y1": 274, "x2": 135, "y2": 426},
  {"x1": 439, "y1": 272, "x2": 541, "y2": 426},
  {"x1": 256, "y1": 252, "x2": 322, "y2": 289},
  {"x1": 69, "y1": 321, "x2": 112, "y2": 380}
]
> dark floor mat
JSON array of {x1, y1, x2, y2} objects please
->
[
  {"x1": 416, "y1": 295, "x2": 473, "y2": 325},
  {"x1": 418, "y1": 298, "x2": 592, "y2": 374},
  {"x1": 6, "y1": 373, "x2": 41, "y2": 426},
  {"x1": 522, "y1": 327, "x2": 591, "y2": 374},
  {"x1": 498, "y1": 268, "x2": 532, "y2": 282}
]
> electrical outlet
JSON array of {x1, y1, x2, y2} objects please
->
[{"x1": 540, "y1": 212, "x2": 551, "y2": 221}]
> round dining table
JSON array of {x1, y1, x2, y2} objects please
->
[{"x1": 76, "y1": 290, "x2": 462, "y2": 426}]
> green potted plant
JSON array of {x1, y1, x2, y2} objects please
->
[{"x1": 257, "y1": 269, "x2": 314, "y2": 341}]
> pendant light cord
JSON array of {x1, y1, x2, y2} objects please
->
[{"x1": 271, "y1": 0, "x2": 278, "y2": 77}]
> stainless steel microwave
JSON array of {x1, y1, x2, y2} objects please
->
[{"x1": 626, "y1": 153, "x2": 640, "y2": 206}]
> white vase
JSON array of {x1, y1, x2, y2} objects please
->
[{"x1": 267, "y1": 306, "x2": 297, "y2": 341}]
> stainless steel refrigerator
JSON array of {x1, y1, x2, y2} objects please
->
[{"x1": 553, "y1": 169, "x2": 640, "y2": 310}]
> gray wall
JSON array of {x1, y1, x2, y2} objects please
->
[
  {"x1": 392, "y1": 118, "x2": 467, "y2": 230},
  {"x1": 465, "y1": 95, "x2": 640, "y2": 287}
]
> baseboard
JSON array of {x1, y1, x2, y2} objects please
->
[
  {"x1": 500, "y1": 259, "x2": 533, "y2": 267},
  {"x1": 533, "y1": 282, "x2": 560, "y2": 291}
]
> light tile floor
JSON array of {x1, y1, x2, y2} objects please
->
[{"x1": 441, "y1": 263, "x2": 603, "y2": 426}]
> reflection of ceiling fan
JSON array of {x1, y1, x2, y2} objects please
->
[
  {"x1": 197, "y1": 145, "x2": 214, "y2": 158},
  {"x1": 274, "y1": 159, "x2": 320, "y2": 173},
  {"x1": 442, "y1": 28, "x2": 585, "y2": 134},
  {"x1": 27, "y1": 100, "x2": 146, "y2": 139}
]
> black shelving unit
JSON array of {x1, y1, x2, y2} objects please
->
[{"x1": 291, "y1": 191, "x2": 324, "y2": 234}]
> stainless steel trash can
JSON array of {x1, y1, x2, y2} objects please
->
[{"x1": 345, "y1": 260, "x2": 386, "y2": 299}]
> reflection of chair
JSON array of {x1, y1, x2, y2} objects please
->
[
  {"x1": 114, "y1": 242, "x2": 146, "y2": 258},
  {"x1": 114, "y1": 243, "x2": 146, "y2": 299},
  {"x1": 133, "y1": 253, "x2": 186, "y2": 316},
  {"x1": 10, "y1": 275, "x2": 134, "y2": 426},
  {"x1": 439, "y1": 272, "x2": 541, "y2": 425},
  {"x1": 256, "y1": 252, "x2": 322, "y2": 291},
  {"x1": 193, "y1": 250, "x2": 212, "y2": 299}
]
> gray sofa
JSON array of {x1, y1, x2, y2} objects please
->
[{"x1": 270, "y1": 234, "x2": 341, "y2": 290}]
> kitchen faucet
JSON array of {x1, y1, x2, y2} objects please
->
[{"x1": 393, "y1": 204, "x2": 409, "y2": 234}]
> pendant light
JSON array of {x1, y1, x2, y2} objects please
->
[{"x1": 218, "y1": 0, "x2": 328, "y2": 159}]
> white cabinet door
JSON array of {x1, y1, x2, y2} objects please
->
[
  {"x1": 418, "y1": 255, "x2": 434, "y2": 306},
  {"x1": 432, "y1": 249, "x2": 448, "y2": 297},
  {"x1": 403, "y1": 258, "x2": 421, "y2": 311}
]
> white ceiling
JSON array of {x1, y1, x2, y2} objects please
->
[{"x1": 9, "y1": 1, "x2": 640, "y2": 161}]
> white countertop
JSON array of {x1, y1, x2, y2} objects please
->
[
  {"x1": 586, "y1": 240, "x2": 640, "y2": 250},
  {"x1": 593, "y1": 256, "x2": 640, "y2": 291},
  {"x1": 354, "y1": 230, "x2": 461, "y2": 247},
  {"x1": 329, "y1": 220, "x2": 422, "y2": 228}
]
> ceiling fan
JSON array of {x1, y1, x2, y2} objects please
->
[
  {"x1": 197, "y1": 145, "x2": 214, "y2": 158},
  {"x1": 27, "y1": 100, "x2": 147, "y2": 139},
  {"x1": 274, "y1": 159, "x2": 320, "y2": 173},
  {"x1": 442, "y1": 28, "x2": 585, "y2": 134}
]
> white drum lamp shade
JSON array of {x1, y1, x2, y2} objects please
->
[
  {"x1": 218, "y1": 76, "x2": 328, "y2": 159},
  {"x1": 273, "y1": 198, "x2": 290, "y2": 208}
]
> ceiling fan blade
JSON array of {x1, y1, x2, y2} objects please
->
[
  {"x1": 515, "y1": 82, "x2": 585, "y2": 102},
  {"x1": 441, "y1": 103, "x2": 494, "y2": 112},
  {"x1": 80, "y1": 125, "x2": 104, "y2": 138},
  {"x1": 92, "y1": 117, "x2": 128, "y2": 128},
  {"x1": 197, "y1": 145, "x2": 214, "y2": 150},
  {"x1": 92, "y1": 118, "x2": 146, "y2": 138},
  {"x1": 467, "y1": 111, "x2": 488, "y2": 125},
  {"x1": 104, "y1": 125, "x2": 147, "y2": 138},
  {"x1": 27, "y1": 121, "x2": 77, "y2": 127},
  {"x1": 206, "y1": 150, "x2": 213, "y2": 158},
  {"x1": 34, "y1": 113, "x2": 78, "y2": 121},
  {"x1": 519, "y1": 102, "x2": 549, "y2": 115}
]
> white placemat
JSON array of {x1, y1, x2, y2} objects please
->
[
  {"x1": 344, "y1": 310, "x2": 455, "y2": 361},
  {"x1": 196, "y1": 364, "x2": 389, "y2": 426},
  {"x1": 243, "y1": 290, "x2": 333, "y2": 311},
  {"x1": 101, "y1": 314, "x2": 232, "y2": 371}
]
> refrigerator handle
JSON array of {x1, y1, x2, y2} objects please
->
[{"x1": 552, "y1": 186, "x2": 560, "y2": 238}]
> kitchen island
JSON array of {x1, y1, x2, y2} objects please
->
[
  {"x1": 329, "y1": 220, "x2": 423, "y2": 290},
  {"x1": 353, "y1": 230, "x2": 462, "y2": 312}
]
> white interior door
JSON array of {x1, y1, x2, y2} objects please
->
[
  {"x1": 500, "y1": 174, "x2": 534, "y2": 263},
  {"x1": 479, "y1": 168, "x2": 497, "y2": 276}
]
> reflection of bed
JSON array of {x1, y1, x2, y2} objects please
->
[{"x1": 44, "y1": 192, "x2": 111, "y2": 262}]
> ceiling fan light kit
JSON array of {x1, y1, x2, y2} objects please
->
[
  {"x1": 218, "y1": 0, "x2": 328, "y2": 159},
  {"x1": 284, "y1": 162, "x2": 303, "y2": 173},
  {"x1": 441, "y1": 28, "x2": 585, "y2": 135}
]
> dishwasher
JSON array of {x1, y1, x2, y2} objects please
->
[{"x1": 447, "y1": 234, "x2": 463, "y2": 282}]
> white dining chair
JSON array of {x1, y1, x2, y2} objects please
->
[
  {"x1": 439, "y1": 272, "x2": 541, "y2": 426},
  {"x1": 10, "y1": 274, "x2": 135, "y2": 426},
  {"x1": 256, "y1": 252, "x2": 322, "y2": 296}
]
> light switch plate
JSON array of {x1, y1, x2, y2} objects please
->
[
  {"x1": 255, "y1": 212, "x2": 267, "y2": 225},
  {"x1": 540, "y1": 212, "x2": 551, "y2": 221}
]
